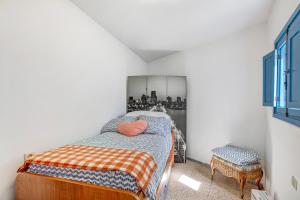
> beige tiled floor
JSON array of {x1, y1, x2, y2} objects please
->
[{"x1": 166, "y1": 160, "x2": 256, "y2": 200}]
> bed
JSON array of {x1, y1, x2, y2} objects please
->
[{"x1": 16, "y1": 113, "x2": 174, "y2": 200}]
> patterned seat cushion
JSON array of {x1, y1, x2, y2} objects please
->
[{"x1": 212, "y1": 145, "x2": 260, "y2": 166}]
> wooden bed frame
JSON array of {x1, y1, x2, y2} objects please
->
[{"x1": 16, "y1": 139, "x2": 174, "y2": 200}]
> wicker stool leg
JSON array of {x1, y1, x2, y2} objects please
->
[
  {"x1": 256, "y1": 170, "x2": 264, "y2": 190},
  {"x1": 239, "y1": 175, "x2": 246, "y2": 199},
  {"x1": 210, "y1": 160, "x2": 216, "y2": 180},
  {"x1": 211, "y1": 167, "x2": 216, "y2": 180}
]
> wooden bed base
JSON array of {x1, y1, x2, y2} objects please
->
[{"x1": 16, "y1": 144, "x2": 174, "y2": 200}]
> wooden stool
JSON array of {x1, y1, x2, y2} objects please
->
[{"x1": 210, "y1": 156, "x2": 263, "y2": 199}]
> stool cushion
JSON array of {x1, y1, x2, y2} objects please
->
[{"x1": 212, "y1": 145, "x2": 260, "y2": 166}]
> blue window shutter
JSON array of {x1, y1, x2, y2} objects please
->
[
  {"x1": 287, "y1": 12, "x2": 300, "y2": 117},
  {"x1": 263, "y1": 51, "x2": 275, "y2": 107}
]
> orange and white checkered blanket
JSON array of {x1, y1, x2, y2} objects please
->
[{"x1": 17, "y1": 145, "x2": 157, "y2": 190}]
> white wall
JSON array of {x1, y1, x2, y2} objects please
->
[
  {"x1": 0, "y1": 0, "x2": 146, "y2": 199},
  {"x1": 148, "y1": 24, "x2": 269, "y2": 164},
  {"x1": 265, "y1": 1, "x2": 300, "y2": 199}
]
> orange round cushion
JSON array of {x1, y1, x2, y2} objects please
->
[{"x1": 117, "y1": 120, "x2": 148, "y2": 137}]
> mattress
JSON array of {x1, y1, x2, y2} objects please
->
[{"x1": 27, "y1": 131, "x2": 172, "y2": 200}]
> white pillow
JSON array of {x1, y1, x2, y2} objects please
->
[{"x1": 125, "y1": 111, "x2": 171, "y2": 120}]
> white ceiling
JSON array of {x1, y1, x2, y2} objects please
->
[{"x1": 71, "y1": 0, "x2": 273, "y2": 62}]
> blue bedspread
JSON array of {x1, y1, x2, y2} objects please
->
[{"x1": 27, "y1": 131, "x2": 172, "y2": 200}]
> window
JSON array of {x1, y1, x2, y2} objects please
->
[
  {"x1": 274, "y1": 35, "x2": 287, "y2": 114},
  {"x1": 273, "y1": 9, "x2": 300, "y2": 127},
  {"x1": 286, "y1": 12, "x2": 300, "y2": 118}
]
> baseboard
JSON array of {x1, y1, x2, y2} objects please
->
[{"x1": 186, "y1": 157, "x2": 210, "y2": 168}]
